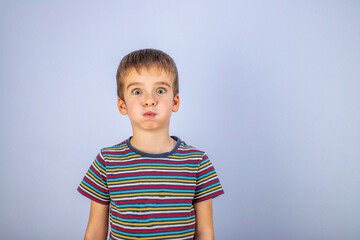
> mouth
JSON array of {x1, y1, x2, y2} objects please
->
[{"x1": 143, "y1": 111, "x2": 156, "y2": 117}]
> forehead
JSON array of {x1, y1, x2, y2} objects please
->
[{"x1": 123, "y1": 66, "x2": 175, "y2": 86}]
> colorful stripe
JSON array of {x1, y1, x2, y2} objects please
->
[{"x1": 78, "y1": 137, "x2": 224, "y2": 239}]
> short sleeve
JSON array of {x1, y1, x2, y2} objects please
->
[
  {"x1": 77, "y1": 151, "x2": 110, "y2": 204},
  {"x1": 193, "y1": 153, "x2": 224, "y2": 203}
]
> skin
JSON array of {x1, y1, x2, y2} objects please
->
[
  {"x1": 194, "y1": 199, "x2": 215, "y2": 240},
  {"x1": 84, "y1": 66, "x2": 214, "y2": 240},
  {"x1": 84, "y1": 201, "x2": 109, "y2": 240},
  {"x1": 117, "y1": 66, "x2": 180, "y2": 154}
]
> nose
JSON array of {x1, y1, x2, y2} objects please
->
[{"x1": 143, "y1": 92, "x2": 157, "y2": 107}]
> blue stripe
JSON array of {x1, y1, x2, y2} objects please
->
[
  {"x1": 82, "y1": 181, "x2": 109, "y2": 196},
  {"x1": 112, "y1": 188, "x2": 194, "y2": 194},
  {"x1": 107, "y1": 163, "x2": 197, "y2": 169},
  {"x1": 108, "y1": 175, "x2": 195, "y2": 181},
  {"x1": 198, "y1": 169, "x2": 216, "y2": 180},
  {"x1": 112, "y1": 226, "x2": 194, "y2": 237},
  {"x1": 94, "y1": 158, "x2": 106, "y2": 169},
  {"x1": 172, "y1": 152, "x2": 201, "y2": 156},
  {"x1": 115, "y1": 203, "x2": 190, "y2": 207},
  {"x1": 103, "y1": 152, "x2": 136, "y2": 158},
  {"x1": 197, "y1": 182, "x2": 221, "y2": 191},
  {"x1": 114, "y1": 216, "x2": 193, "y2": 223},
  {"x1": 88, "y1": 168, "x2": 105, "y2": 182},
  {"x1": 78, "y1": 139, "x2": 224, "y2": 240}
]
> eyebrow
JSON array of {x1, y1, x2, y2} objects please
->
[
  {"x1": 126, "y1": 81, "x2": 172, "y2": 90},
  {"x1": 126, "y1": 82, "x2": 141, "y2": 90},
  {"x1": 156, "y1": 82, "x2": 172, "y2": 88}
]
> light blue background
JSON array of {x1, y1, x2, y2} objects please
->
[{"x1": 1, "y1": 1, "x2": 359, "y2": 239}]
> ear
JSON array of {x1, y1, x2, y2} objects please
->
[
  {"x1": 172, "y1": 94, "x2": 180, "y2": 112},
  {"x1": 117, "y1": 97, "x2": 128, "y2": 115}
]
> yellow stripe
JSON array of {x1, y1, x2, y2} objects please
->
[
  {"x1": 112, "y1": 192, "x2": 193, "y2": 198},
  {"x1": 88, "y1": 172, "x2": 107, "y2": 187},
  {"x1": 110, "y1": 215, "x2": 194, "y2": 227},
  {"x1": 106, "y1": 154, "x2": 141, "y2": 160},
  {"x1": 107, "y1": 166, "x2": 197, "y2": 171},
  {"x1": 198, "y1": 161, "x2": 211, "y2": 170},
  {"x1": 169, "y1": 154, "x2": 203, "y2": 159},
  {"x1": 109, "y1": 178, "x2": 195, "y2": 184},
  {"x1": 94, "y1": 161, "x2": 106, "y2": 175},
  {"x1": 179, "y1": 146, "x2": 192, "y2": 149},
  {"x1": 111, "y1": 231, "x2": 194, "y2": 240},
  {"x1": 104, "y1": 145, "x2": 127, "y2": 150},
  {"x1": 197, "y1": 173, "x2": 216, "y2": 184},
  {"x1": 81, "y1": 182, "x2": 106, "y2": 197},
  {"x1": 112, "y1": 204, "x2": 191, "y2": 212},
  {"x1": 195, "y1": 185, "x2": 221, "y2": 197},
  {"x1": 113, "y1": 206, "x2": 189, "y2": 211}
]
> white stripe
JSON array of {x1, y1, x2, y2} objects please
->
[
  {"x1": 197, "y1": 176, "x2": 219, "y2": 185},
  {"x1": 195, "y1": 188, "x2": 223, "y2": 199},
  {"x1": 112, "y1": 196, "x2": 193, "y2": 201},
  {"x1": 106, "y1": 168, "x2": 197, "y2": 174},
  {"x1": 111, "y1": 209, "x2": 193, "y2": 215},
  {"x1": 106, "y1": 156, "x2": 203, "y2": 163},
  {"x1": 108, "y1": 182, "x2": 195, "y2": 188},
  {"x1": 110, "y1": 219, "x2": 195, "y2": 230}
]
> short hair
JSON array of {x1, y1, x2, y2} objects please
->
[{"x1": 116, "y1": 49, "x2": 179, "y2": 101}]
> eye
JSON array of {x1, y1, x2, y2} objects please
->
[
  {"x1": 156, "y1": 88, "x2": 166, "y2": 94},
  {"x1": 132, "y1": 89, "x2": 142, "y2": 95}
]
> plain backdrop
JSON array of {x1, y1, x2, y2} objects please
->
[{"x1": 0, "y1": 0, "x2": 359, "y2": 239}]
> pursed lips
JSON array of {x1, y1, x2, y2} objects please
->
[{"x1": 143, "y1": 111, "x2": 156, "y2": 117}]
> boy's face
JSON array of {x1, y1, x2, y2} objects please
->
[{"x1": 117, "y1": 66, "x2": 180, "y2": 132}]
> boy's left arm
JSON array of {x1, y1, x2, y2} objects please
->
[{"x1": 194, "y1": 199, "x2": 214, "y2": 240}]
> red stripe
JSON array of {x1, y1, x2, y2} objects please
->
[
  {"x1": 89, "y1": 165, "x2": 107, "y2": 181},
  {"x1": 77, "y1": 188, "x2": 109, "y2": 204},
  {"x1": 174, "y1": 149, "x2": 203, "y2": 154},
  {"x1": 202, "y1": 154, "x2": 209, "y2": 160},
  {"x1": 114, "y1": 200, "x2": 192, "y2": 204},
  {"x1": 110, "y1": 185, "x2": 195, "y2": 191},
  {"x1": 198, "y1": 166, "x2": 214, "y2": 176},
  {"x1": 107, "y1": 172, "x2": 196, "y2": 178},
  {"x1": 111, "y1": 211, "x2": 194, "y2": 219},
  {"x1": 111, "y1": 223, "x2": 195, "y2": 233},
  {"x1": 196, "y1": 179, "x2": 219, "y2": 190},
  {"x1": 96, "y1": 154, "x2": 106, "y2": 165},
  {"x1": 102, "y1": 149, "x2": 133, "y2": 155},
  {"x1": 106, "y1": 159, "x2": 199, "y2": 166},
  {"x1": 195, "y1": 190, "x2": 224, "y2": 202},
  {"x1": 83, "y1": 177, "x2": 109, "y2": 193}
]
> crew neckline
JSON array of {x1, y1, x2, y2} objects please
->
[{"x1": 126, "y1": 136, "x2": 181, "y2": 158}]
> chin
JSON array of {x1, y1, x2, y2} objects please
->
[{"x1": 142, "y1": 123, "x2": 159, "y2": 130}]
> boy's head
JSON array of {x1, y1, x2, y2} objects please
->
[
  {"x1": 116, "y1": 49, "x2": 180, "y2": 132},
  {"x1": 116, "y1": 49, "x2": 179, "y2": 101}
]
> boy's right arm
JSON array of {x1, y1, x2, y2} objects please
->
[{"x1": 84, "y1": 200, "x2": 110, "y2": 240}]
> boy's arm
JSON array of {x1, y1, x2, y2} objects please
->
[
  {"x1": 84, "y1": 200, "x2": 110, "y2": 240},
  {"x1": 194, "y1": 199, "x2": 214, "y2": 240}
]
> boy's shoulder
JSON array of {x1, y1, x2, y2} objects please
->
[
  {"x1": 101, "y1": 139, "x2": 128, "y2": 152},
  {"x1": 98, "y1": 136, "x2": 207, "y2": 158},
  {"x1": 174, "y1": 137, "x2": 206, "y2": 152}
]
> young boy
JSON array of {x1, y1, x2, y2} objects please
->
[{"x1": 78, "y1": 49, "x2": 224, "y2": 240}]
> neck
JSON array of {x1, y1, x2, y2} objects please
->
[{"x1": 130, "y1": 130, "x2": 177, "y2": 154}]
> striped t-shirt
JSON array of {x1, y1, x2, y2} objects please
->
[{"x1": 78, "y1": 136, "x2": 224, "y2": 240}]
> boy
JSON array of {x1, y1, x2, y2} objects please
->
[{"x1": 78, "y1": 49, "x2": 224, "y2": 240}]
